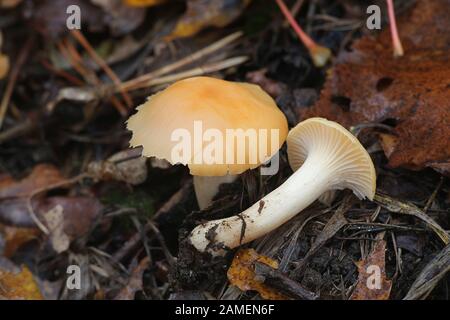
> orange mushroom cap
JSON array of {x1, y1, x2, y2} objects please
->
[{"x1": 127, "y1": 77, "x2": 288, "y2": 176}]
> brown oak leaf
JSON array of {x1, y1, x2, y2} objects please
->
[{"x1": 300, "y1": 0, "x2": 450, "y2": 174}]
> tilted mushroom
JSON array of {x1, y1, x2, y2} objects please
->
[
  {"x1": 190, "y1": 118, "x2": 376, "y2": 254},
  {"x1": 127, "y1": 76, "x2": 288, "y2": 209}
]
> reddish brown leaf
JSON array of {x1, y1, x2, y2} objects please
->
[
  {"x1": 0, "y1": 224, "x2": 39, "y2": 257},
  {"x1": 0, "y1": 164, "x2": 64, "y2": 199},
  {"x1": 299, "y1": 0, "x2": 450, "y2": 174},
  {"x1": 114, "y1": 257, "x2": 150, "y2": 300},
  {"x1": 0, "y1": 196, "x2": 102, "y2": 251},
  {"x1": 350, "y1": 240, "x2": 392, "y2": 300}
]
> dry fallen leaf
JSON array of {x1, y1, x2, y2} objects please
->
[
  {"x1": 167, "y1": 0, "x2": 251, "y2": 40},
  {"x1": 350, "y1": 240, "x2": 392, "y2": 300},
  {"x1": 114, "y1": 257, "x2": 150, "y2": 300},
  {"x1": 300, "y1": 0, "x2": 450, "y2": 175},
  {"x1": 87, "y1": 149, "x2": 147, "y2": 185},
  {"x1": 227, "y1": 248, "x2": 287, "y2": 300},
  {"x1": 0, "y1": 164, "x2": 66, "y2": 227},
  {"x1": 0, "y1": 224, "x2": 39, "y2": 257},
  {"x1": 38, "y1": 196, "x2": 103, "y2": 252},
  {"x1": 0, "y1": 265, "x2": 43, "y2": 300},
  {"x1": 0, "y1": 164, "x2": 65, "y2": 200}
]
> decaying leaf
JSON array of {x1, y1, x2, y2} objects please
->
[
  {"x1": 38, "y1": 197, "x2": 103, "y2": 252},
  {"x1": 0, "y1": 265, "x2": 43, "y2": 300},
  {"x1": 0, "y1": 164, "x2": 67, "y2": 227},
  {"x1": 123, "y1": 0, "x2": 166, "y2": 7},
  {"x1": 404, "y1": 244, "x2": 450, "y2": 300},
  {"x1": 350, "y1": 240, "x2": 392, "y2": 300},
  {"x1": 0, "y1": 224, "x2": 39, "y2": 257},
  {"x1": 300, "y1": 0, "x2": 450, "y2": 174},
  {"x1": 87, "y1": 149, "x2": 147, "y2": 185},
  {"x1": 0, "y1": 164, "x2": 65, "y2": 200},
  {"x1": 42, "y1": 205, "x2": 70, "y2": 253},
  {"x1": 227, "y1": 248, "x2": 287, "y2": 300},
  {"x1": 167, "y1": 0, "x2": 251, "y2": 40},
  {"x1": 114, "y1": 257, "x2": 150, "y2": 300}
]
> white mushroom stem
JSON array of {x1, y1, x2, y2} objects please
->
[
  {"x1": 190, "y1": 151, "x2": 334, "y2": 252},
  {"x1": 189, "y1": 118, "x2": 376, "y2": 254},
  {"x1": 193, "y1": 175, "x2": 238, "y2": 210}
]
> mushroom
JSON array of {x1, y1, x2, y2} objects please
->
[
  {"x1": 126, "y1": 76, "x2": 288, "y2": 210},
  {"x1": 275, "y1": 0, "x2": 331, "y2": 67},
  {"x1": 190, "y1": 117, "x2": 376, "y2": 254}
]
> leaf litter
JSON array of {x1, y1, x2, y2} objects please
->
[{"x1": 0, "y1": 0, "x2": 448, "y2": 300}]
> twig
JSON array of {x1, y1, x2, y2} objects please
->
[
  {"x1": 275, "y1": 0, "x2": 331, "y2": 67},
  {"x1": 112, "y1": 181, "x2": 192, "y2": 262},
  {"x1": 275, "y1": 0, "x2": 315, "y2": 48},
  {"x1": 254, "y1": 261, "x2": 318, "y2": 300},
  {"x1": 128, "y1": 56, "x2": 248, "y2": 91},
  {"x1": 57, "y1": 39, "x2": 127, "y2": 116},
  {"x1": 70, "y1": 30, "x2": 132, "y2": 108},
  {"x1": 40, "y1": 58, "x2": 84, "y2": 86},
  {"x1": 26, "y1": 173, "x2": 89, "y2": 235},
  {"x1": 118, "y1": 31, "x2": 243, "y2": 92},
  {"x1": 404, "y1": 244, "x2": 450, "y2": 300},
  {"x1": 423, "y1": 177, "x2": 444, "y2": 213},
  {"x1": 374, "y1": 193, "x2": 449, "y2": 245},
  {"x1": 0, "y1": 37, "x2": 33, "y2": 129},
  {"x1": 386, "y1": 0, "x2": 404, "y2": 57}
]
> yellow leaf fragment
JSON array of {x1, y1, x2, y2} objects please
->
[
  {"x1": 167, "y1": 0, "x2": 251, "y2": 40},
  {"x1": 227, "y1": 248, "x2": 287, "y2": 300},
  {"x1": 0, "y1": 53, "x2": 9, "y2": 79},
  {"x1": 0, "y1": 266, "x2": 43, "y2": 300},
  {"x1": 123, "y1": 0, "x2": 166, "y2": 7}
]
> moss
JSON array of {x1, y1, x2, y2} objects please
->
[{"x1": 102, "y1": 188, "x2": 155, "y2": 219}]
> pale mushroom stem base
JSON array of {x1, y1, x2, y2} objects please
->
[
  {"x1": 190, "y1": 152, "x2": 331, "y2": 253},
  {"x1": 193, "y1": 175, "x2": 238, "y2": 210}
]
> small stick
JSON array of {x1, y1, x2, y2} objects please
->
[
  {"x1": 40, "y1": 59, "x2": 84, "y2": 86},
  {"x1": 112, "y1": 181, "x2": 192, "y2": 262},
  {"x1": 275, "y1": 0, "x2": 331, "y2": 67},
  {"x1": 118, "y1": 31, "x2": 243, "y2": 92},
  {"x1": 128, "y1": 56, "x2": 248, "y2": 91},
  {"x1": 423, "y1": 177, "x2": 443, "y2": 213},
  {"x1": 70, "y1": 30, "x2": 132, "y2": 108},
  {"x1": 0, "y1": 37, "x2": 33, "y2": 129},
  {"x1": 57, "y1": 39, "x2": 127, "y2": 116},
  {"x1": 254, "y1": 261, "x2": 318, "y2": 300},
  {"x1": 386, "y1": 0, "x2": 404, "y2": 57}
]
